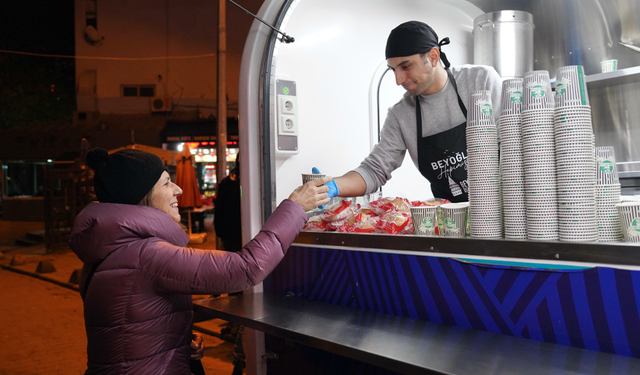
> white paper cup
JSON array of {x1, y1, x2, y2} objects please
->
[
  {"x1": 467, "y1": 140, "x2": 499, "y2": 149},
  {"x1": 595, "y1": 146, "x2": 619, "y2": 184},
  {"x1": 302, "y1": 173, "x2": 325, "y2": 184},
  {"x1": 468, "y1": 90, "x2": 495, "y2": 124},
  {"x1": 441, "y1": 203, "x2": 469, "y2": 238},
  {"x1": 554, "y1": 114, "x2": 592, "y2": 121},
  {"x1": 501, "y1": 78, "x2": 524, "y2": 116},
  {"x1": 467, "y1": 124, "x2": 498, "y2": 132},
  {"x1": 554, "y1": 130, "x2": 594, "y2": 139},
  {"x1": 554, "y1": 65, "x2": 589, "y2": 107},
  {"x1": 601, "y1": 59, "x2": 618, "y2": 73},
  {"x1": 410, "y1": 206, "x2": 438, "y2": 236},
  {"x1": 616, "y1": 202, "x2": 640, "y2": 242},
  {"x1": 523, "y1": 71, "x2": 555, "y2": 112}
]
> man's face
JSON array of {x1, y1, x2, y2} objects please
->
[{"x1": 387, "y1": 52, "x2": 437, "y2": 96}]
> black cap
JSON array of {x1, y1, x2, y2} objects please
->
[
  {"x1": 86, "y1": 148, "x2": 166, "y2": 205},
  {"x1": 385, "y1": 21, "x2": 451, "y2": 68}
]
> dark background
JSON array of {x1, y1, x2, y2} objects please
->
[{"x1": 0, "y1": 1, "x2": 76, "y2": 131}]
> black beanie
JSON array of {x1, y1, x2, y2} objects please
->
[
  {"x1": 385, "y1": 21, "x2": 452, "y2": 69},
  {"x1": 86, "y1": 148, "x2": 166, "y2": 205}
]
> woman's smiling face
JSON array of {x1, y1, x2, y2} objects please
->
[{"x1": 149, "y1": 171, "x2": 183, "y2": 223}]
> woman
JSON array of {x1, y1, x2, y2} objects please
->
[{"x1": 70, "y1": 148, "x2": 331, "y2": 374}]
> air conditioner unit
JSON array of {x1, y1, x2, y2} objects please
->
[{"x1": 151, "y1": 96, "x2": 172, "y2": 112}]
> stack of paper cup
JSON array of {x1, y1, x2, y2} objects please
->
[
  {"x1": 440, "y1": 203, "x2": 469, "y2": 238},
  {"x1": 467, "y1": 90, "x2": 502, "y2": 238},
  {"x1": 410, "y1": 206, "x2": 438, "y2": 236},
  {"x1": 616, "y1": 202, "x2": 640, "y2": 242},
  {"x1": 554, "y1": 65, "x2": 598, "y2": 242},
  {"x1": 595, "y1": 146, "x2": 622, "y2": 241},
  {"x1": 499, "y1": 78, "x2": 526, "y2": 239},
  {"x1": 597, "y1": 184, "x2": 623, "y2": 242},
  {"x1": 521, "y1": 70, "x2": 558, "y2": 241}
]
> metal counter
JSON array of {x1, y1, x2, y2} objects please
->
[{"x1": 195, "y1": 293, "x2": 640, "y2": 375}]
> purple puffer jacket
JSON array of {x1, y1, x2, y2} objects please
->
[{"x1": 69, "y1": 199, "x2": 307, "y2": 375}]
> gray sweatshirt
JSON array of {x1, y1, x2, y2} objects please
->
[{"x1": 354, "y1": 64, "x2": 502, "y2": 194}]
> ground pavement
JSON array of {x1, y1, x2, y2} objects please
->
[{"x1": 0, "y1": 216, "x2": 240, "y2": 375}]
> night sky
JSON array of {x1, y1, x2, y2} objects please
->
[{"x1": 0, "y1": 1, "x2": 76, "y2": 130}]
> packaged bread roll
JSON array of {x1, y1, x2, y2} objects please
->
[
  {"x1": 370, "y1": 197, "x2": 411, "y2": 215},
  {"x1": 321, "y1": 200, "x2": 354, "y2": 222},
  {"x1": 303, "y1": 215, "x2": 327, "y2": 232},
  {"x1": 375, "y1": 211, "x2": 412, "y2": 234}
]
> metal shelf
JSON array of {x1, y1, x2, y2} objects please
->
[{"x1": 585, "y1": 65, "x2": 640, "y2": 89}]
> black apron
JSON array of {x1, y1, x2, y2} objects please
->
[{"x1": 416, "y1": 69, "x2": 469, "y2": 202}]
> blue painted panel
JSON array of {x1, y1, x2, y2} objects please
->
[{"x1": 264, "y1": 246, "x2": 640, "y2": 358}]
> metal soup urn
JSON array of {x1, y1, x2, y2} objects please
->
[{"x1": 473, "y1": 10, "x2": 534, "y2": 79}]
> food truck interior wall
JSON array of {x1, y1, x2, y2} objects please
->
[
  {"x1": 258, "y1": 0, "x2": 640, "y2": 206},
  {"x1": 271, "y1": 0, "x2": 482, "y2": 204}
]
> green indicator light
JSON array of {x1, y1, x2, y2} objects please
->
[{"x1": 283, "y1": 87, "x2": 290, "y2": 95}]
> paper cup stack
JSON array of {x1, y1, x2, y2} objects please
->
[
  {"x1": 616, "y1": 202, "x2": 640, "y2": 242},
  {"x1": 553, "y1": 65, "x2": 598, "y2": 242},
  {"x1": 521, "y1": 70, "x2": 558, "y2": 241},
  {"x1": 595, "y1": 146, "x2": 623, "y2": 241},
  {"x1": 467, "y1": 90, "x2": 502, "y2": 238},
  {"x1": 499, "y1": 78, "x2": 527, "y2": 239}
]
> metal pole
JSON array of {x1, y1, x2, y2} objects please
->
[{"x1": 216, "y1": 0, "x2": 227, "y2": 186}]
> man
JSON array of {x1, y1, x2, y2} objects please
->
[
  {"x1": 325, "y1": 21, "x2": 502, "y2": 202},
  {"x1": 214, "y1": 154, "x2": 241, "y2": 252}
]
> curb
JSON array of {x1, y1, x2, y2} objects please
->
[{"x1": 0, "y1": 264, "x2": 80, "y2": 293}]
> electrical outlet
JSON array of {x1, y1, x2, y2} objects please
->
[
  {"x1": 279, "y1": 114, "x2": 297, "y2": 135},
  {"x1": 278, "y1": 95, "x2": 296, "y2": 115}
]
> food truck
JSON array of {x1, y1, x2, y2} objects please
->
[{"x1": 195, "y1": 0, "x2": 640, "y2": 374}]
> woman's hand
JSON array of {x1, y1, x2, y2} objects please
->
[
  {"x1": 191, "y1": 332, "x2": 205, "y2": 360},
  {"x1": 288, "y1": 176, "x2": 332, "y2": 212}
]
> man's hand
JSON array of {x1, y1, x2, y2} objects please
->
[
  {"x1": 191, "y1": 333, "x2": 205, "y2": 360},
  {"x1": 311, "y1": 168, "x2": 339, "y2": 199}
]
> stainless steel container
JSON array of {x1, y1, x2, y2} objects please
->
[{"x1": 473, "y1": 11, "x2": 534, "y2": 79}]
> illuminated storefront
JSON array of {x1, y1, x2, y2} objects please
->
[{"x1": 161, "y1": 118, "x2": 239, "y2": 198}]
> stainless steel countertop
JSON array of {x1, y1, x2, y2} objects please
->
[{"x1": 194, "y1": 294, "x2": 640, "y2": 375}]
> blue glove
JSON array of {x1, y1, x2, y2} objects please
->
[
  {"x1": 311, "y1": 167, "x2": 339, "y2": 199},
  {"x1": 326, "y1": 180, "x2": 339, "y2": 199}
]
